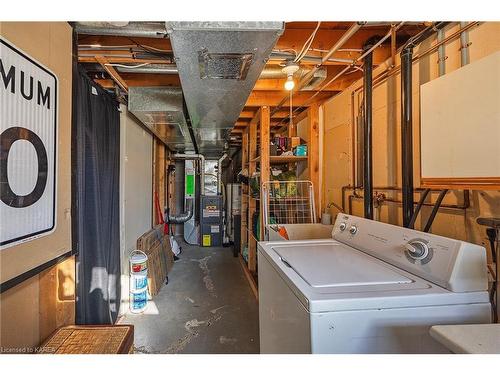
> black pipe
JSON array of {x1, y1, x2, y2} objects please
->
[
  {"x1": 182, "y1": 97, "x2": 199, "y2": 154},
  {"x1": 401, "y1": 47, "x2": 414, "y2": 227},
  {"x1": 423, "y1": 189, "x2": 448, "y2": 232},
  {"x1": 363, "y1": 43, "x2": 374, "y2": 219},
  {"x1": 400, "y1": 22, "x2": 449, "y2": 228},
  {"x1": 408, "y1": 188, "x2": 431, "y2": 229}
]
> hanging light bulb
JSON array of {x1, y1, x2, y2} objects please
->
[
  {"x1": 284, "y1": 75, "x2": 295, "y2": 91},
  {"x1": 282, "y1": 62, "x2": 300, "y2": 91}
]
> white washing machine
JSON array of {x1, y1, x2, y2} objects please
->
[{"x1": 258, "y1": 214, "x2": 491, "y2": 354}]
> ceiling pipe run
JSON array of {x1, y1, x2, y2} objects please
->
[
  {"x1": 269, "y1": 51, "x2": 356, "y2": 65},
  {"x1": 276, "y1": 22, "x2": 405, "y2": 130},
  {"x1": 84, "y1": 62, "x2": 324, "y2": 81},
  {"x1": 74, "y1": 21, "x2": 168, "y2": 38},
  {"x1": 271, "y1": 22, "x2": 365, "y2": 116}
]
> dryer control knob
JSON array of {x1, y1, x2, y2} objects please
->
[
  {"x1": 339, "y1": 222, "x2": 347, "y2": 231},
  {"x1": 405, "y1": 240, "x2": 429, "y2": 260},
  {"x1": 349, "y1": 225, "x2": 358, "y2": 235}
]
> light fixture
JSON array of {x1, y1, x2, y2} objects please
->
[
  {"x1": 284, "y1": 75, "x2": 295, "y2": 91},
  {"x1": 282, "y1": 62, "x2": 299, "y2": 91}
]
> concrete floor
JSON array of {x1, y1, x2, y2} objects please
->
[{"x1": 122, "y1": 239, "x2": 260, "y2": 354}]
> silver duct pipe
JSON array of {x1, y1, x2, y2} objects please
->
[
  {"x1": 74, "y1": 21, "x2": 167, "y2": 38},
  {"x1": 167, "y1": 198, "x2": 194, "y2": 224},
  {"x1": 172, "y1": 153, "x2": 206, "y2": 194}
]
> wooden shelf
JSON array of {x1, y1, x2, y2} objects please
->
[
  {"x1": 239, "y1": 104, "x2": 319, "y2": 291},
  {"x1": 251, "y1": 155, "x2": 308, "y2": 164}
]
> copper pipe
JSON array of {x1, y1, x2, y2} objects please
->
[{"x1": 340, "y1": 185, "x2": 470, "y2": 213}]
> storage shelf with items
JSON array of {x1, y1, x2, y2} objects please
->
[{"x1": 238, "y1": 104, "x2": 320, "y2": 297}]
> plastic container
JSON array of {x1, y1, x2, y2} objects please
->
[
  {"x1": 129, "y1": 288, "x2": 148, "y2": 314},
  {"x1": 130, "y1": 270, "x2": 148, "y2": 291},
  {"x1": 129, "y1": 250, "x2": 148, "y2": 273},
  {"x1": 129, "y1": 250, "x2": 148, "y2": 314}
]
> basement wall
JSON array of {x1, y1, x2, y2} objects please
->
[
  {"x1": 0, "y1": 22, "x2": 74, "y2": 350},
  {"x1": 118, "y1": 105, "x2": 153, "y2": 315},
  {"x1": 322, "y1": 22, "x2": 500, "y2": 251}
]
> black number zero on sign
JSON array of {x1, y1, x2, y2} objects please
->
[{"x1": 0, "y1": 126, "x2": 48, "y2": 208}]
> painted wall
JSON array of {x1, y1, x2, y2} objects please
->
[{"x1": 118, "y1": 106, "x2": 153, "y2": 315}]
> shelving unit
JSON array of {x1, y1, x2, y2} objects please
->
[{"x1": 238, "y1": 104, "x2": 320, "y2": 295}]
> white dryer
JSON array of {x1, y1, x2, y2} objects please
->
[{"x1": 258, "y1": 214, "x2": 491, "y2": 353}]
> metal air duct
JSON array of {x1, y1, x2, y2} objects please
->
[
  {"x1": 165, "y1": 22, "x2": 284, "y2": 157},
  {"x1": 128, "y1": 87, "x2": 195, "y2": 153}
]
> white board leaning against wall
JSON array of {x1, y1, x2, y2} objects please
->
[
  {"x1": 0, "y1": 37, "x2": 58, "y2": 249},
  {"x1": 420, "y1": 51, "x2": 500, "y2": 189}
]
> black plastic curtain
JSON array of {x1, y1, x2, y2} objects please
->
[{"x1": 74, "y1": 68, "x2": 121, "y2": 324}]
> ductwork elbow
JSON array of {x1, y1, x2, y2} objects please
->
[{"x1": 167, "y1": 198, "x2": 194, "y2": 224}]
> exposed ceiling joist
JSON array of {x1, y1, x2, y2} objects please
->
[
  {"x1": 245, "y1": 91, "x2": 334, "y2": 107},
  {"x1": 94, "y1": 55, "x2": 128, "y2": 92}
]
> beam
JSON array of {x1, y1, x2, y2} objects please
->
[
  {"x1": 245, "y1": 91, "x2": 333, "y2": 107},
  {"x1": 94, "y1": 55, "x2": 128, "y2": 92},
  {"x1": 259, "y1": 106, "x2": 271, "y2": 242},
  {"x1": 307, "y1": 103, "x2": 320, "y2": 220},
  {"x1": 94, "y1": 75, "x2": 180, "y2": 89}
]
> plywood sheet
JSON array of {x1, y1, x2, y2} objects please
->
[{"x1": 420, "y1": 51, "x2": 500, "y2": 179}]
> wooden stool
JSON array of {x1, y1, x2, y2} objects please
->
[{"x1": 39, "y1": 325, "x2": 134, "y2": 354}]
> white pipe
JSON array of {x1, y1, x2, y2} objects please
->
[
  {"x1": 460, "y1": 22, "x2": 470, "y2": 66},
  {"x1": 217, "y1": 154, "x2": 228, "y2": 195},
  {"x1": 437, "y1": 28, "x2": 446, "y2": 76}
]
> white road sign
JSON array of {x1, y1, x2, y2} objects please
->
[{"x1": 0, "y1": 37, "x2": 58, "y2": 248}]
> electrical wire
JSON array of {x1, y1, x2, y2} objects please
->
[
  {"x1": 294, "y1": 22, "x2": 321, "y2": 62},
  {"x1": 126, "y1": 37, "x2": 173, "y2": 57},
  {"x1": 104, "y1": 62, "x2": 151, "y2": 69},
  {"x1": 294, "y1": 22, "x2": 322, "y2": 63}
]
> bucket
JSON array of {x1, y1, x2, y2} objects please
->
[
  {"x1": 130, "y1": 270, "x2": 148, "y2": 291},
  {"x1": 130, "y1": 250, "x2": 148, "y2": 273},
  {"x1": 130, "y1": 287, "x2": 148, "y2": 314}
]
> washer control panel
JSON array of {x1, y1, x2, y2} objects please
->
[{"x1": 332, "y1": 214, "x2": 488, "y2": 292}]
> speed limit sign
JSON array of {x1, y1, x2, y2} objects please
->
[{"x1": 0, "y1": 37, "x2": 58, "y2": 249}]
